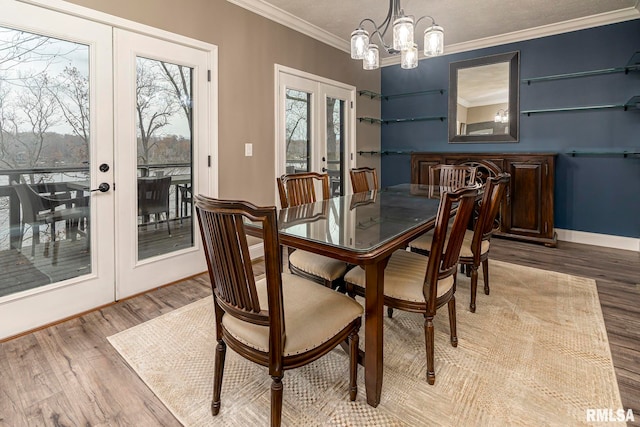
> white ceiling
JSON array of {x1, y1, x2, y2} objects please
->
[{"x1": 228, "y1": 0, "x2": 640, "y2": 64}]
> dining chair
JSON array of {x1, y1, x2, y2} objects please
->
[
  {"x1": 344, "y1": 186, "x2": 478, "y2": 385},
  {"x1": 408, "y1": 173, "x2": 510, "y2": 312},
  {"x1": 277, "y1": 172, "x2": 348, "y2": 289},
  {"x1": 350, "y1": 167, "x2": 379, "y2": 193},
  {"x1": 137, "y1": 176, "x2": 172, "y2": 236},
  {"x1": 429, "y1": 164, "x2": 478, "y2": 188},
  {"x1": 12, "y1": 181, "x2": 90, "y2": 263},
  {"x1": 194, "y1": 195, "x2": 362, "y2": 427}
]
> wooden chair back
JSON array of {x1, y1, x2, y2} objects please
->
[
  {"x1": 424, "y1": 186, "x2": 478, "y2": 313},
  {"x1": 194, "y1": 196, "x2": 285, "y2": 352},
  {"x1": 277, "y1": 172, "x2": 330, "y2": 208},
  {"x1": 350, "y1": 167, "x2": 379, "y2": 193},
  {"x1": 429, "y1": 164, "x2": 478, "y2": 189},
  {"x1": 470, "y1": 173, "x2": 510, "y2": 259}
]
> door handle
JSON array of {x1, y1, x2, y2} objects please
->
[
  {"x1": 90, "y1": 183, "x2": 110, "y2": 193},
  {"x1": 321, "y1": 167, "x2": 327, "y2": 172}
]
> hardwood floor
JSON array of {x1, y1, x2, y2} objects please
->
[{"x1": 0, "y1": 240, "x2": 638, "y2": 426}]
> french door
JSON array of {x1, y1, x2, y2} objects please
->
[
  {"x1": 0, "y1": 1, "x2": 215, "y2": 339},
  {"x1": 276, "y1": 66, "x2": 356, "y2": 200},
  {"x1": 113, "y1": 30, "x2": 211, "y2": 299},
  {"x1": 0, "y1": 1, "x2": 114, "y2": 338}
]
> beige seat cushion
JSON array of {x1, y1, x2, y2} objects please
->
[
  {"x1": 222, "y1": 273, "x2": 363, "y2": 356},
  {"x1": 344, "y1": 250, "x2": 454, "y2": 303},
  {"x1": 289, "y1": 250, "x2": 347, "y2": 281},
  {"x1": 408, "y1": 229, "x2": 490, "y2": 258}
]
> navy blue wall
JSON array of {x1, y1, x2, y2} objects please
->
[{"x1": 380, "y1": 20, "x2": 640, "y2": 238}]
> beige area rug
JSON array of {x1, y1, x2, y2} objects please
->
[{"x1": 108, "y1": 260, "x2": 625, "y2": 426}]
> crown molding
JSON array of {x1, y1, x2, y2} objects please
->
[
  {"x1": 443, "y1": 6, "x2": 640, "y2": 56},
  {"x1": 226, "y1": 0, "x2": 349, "y2": 52},
  {"x1": 228, "y1": 0, "x2": 639, "y2": 67},
  {"x1": 381, "y1": 6, "x2": 640, "y2": 67}
]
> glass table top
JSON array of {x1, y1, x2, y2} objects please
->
[{"x1": 276, "y1": 184, "x2": 451, "y2": 253}]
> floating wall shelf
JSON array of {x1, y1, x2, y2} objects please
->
[
  {"x1": 521, "y1": 96, "x2": 640, "y2": 115},
  {"x1": 566, "y1": 148, "x2": 640, "y2": 158},
  {"x1": 358, "y1": 116, "x2": 446, "y2": 124},
  {"x1": 357, "y1": 150, "x2": 415, "y2": 156},
  {"x1": 357, "y1": 117, "x2": 384, "y2": 124},
  {"x1": 357, "y1": 87, "x2": 447, "y2": 126},
  {"x1": 358, "y1": 88, "x2": 445, "y2": 100},
  {"x1": 522, "y1": 51, "x2": 640, "y2": 85}
]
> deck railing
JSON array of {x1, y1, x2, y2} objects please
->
[{"x1": 0, "y1": 163, "x2": 191, "y2": 250}]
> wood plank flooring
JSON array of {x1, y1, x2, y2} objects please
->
[{"x1": 0, "y1": 239, "x2": 638, "y2": 426}]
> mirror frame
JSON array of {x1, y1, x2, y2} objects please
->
[{"x1": 448, "y1": 51, "x2": 519, "y2": 143}]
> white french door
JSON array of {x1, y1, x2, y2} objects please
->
[
  {"x1": 276, "y1": 66, "x2": 356, "y2": 200},
  {"x1": 0, "y1": 0, "x2": 114, "y2": 338},
  {"x1": 0, "y1": 1, "x2": 216, "y2": 339},
  {"x1": 113, "y1": 30, "x2": 212, "y2": 299}
]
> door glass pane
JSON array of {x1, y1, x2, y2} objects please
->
[
  {"x1": 135, "y1": 57, "x2": 193, "y2": 260},
  {"x1": 0, "y1": 26, "x2": 92, "y2": 297},
  {"x1": 285, "y1": 89, "x2": 311, "y2": 174},
  {"x1": 326, "y1": 97, "x2": 344, "y2": 196}
]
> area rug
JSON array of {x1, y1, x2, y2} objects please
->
[{"x1": 108, "y1": 260, "x2": 625, "y2": 426}]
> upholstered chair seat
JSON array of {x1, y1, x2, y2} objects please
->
[
  {"x1": 409, "y1": 230, "x2": 490, "y2": 259},
  {"x1": 223, "y1": 273, "x2": 362, "y2": 356},
  {"x1": 344, "y1": 250, "x2": 454, "y2": 302},
  {"x1": 288, "y1": 251, "x2": 348, "y2": 282}
]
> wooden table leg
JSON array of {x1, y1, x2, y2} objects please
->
[{"x1": 363, "y1": 258, "x2": 389, "y2": 407}]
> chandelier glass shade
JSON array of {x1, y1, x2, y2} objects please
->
[
  {"x1": 350, "y1": 29, "x2": 369, "y2": 59},
  {"x1": 350, "y1": 0, "x2": 444, "y2": 70},
  {"x1": 424, "y1": 25, "x2": 444, "y2": 57},
  {"x1": 363, "y1": 44, "x2": 380, "y2": 70},
  {"x1": 393, "y1": 16, "x2": 414, "y2": 51},
  {"x1": 401, "y1": 43, "x2": 418, "y2": 69}
]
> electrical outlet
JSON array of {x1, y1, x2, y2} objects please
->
[{"x1": 245, "y1": 143, "x2": 253, "y2": 157}]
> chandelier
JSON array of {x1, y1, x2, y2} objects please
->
[{"x1": 350, "y1": 0, "x2": 444, "y2": 70}]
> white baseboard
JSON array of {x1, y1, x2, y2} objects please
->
[{"x1": 556, "y1": 228, "x2": 640, "y2": 252}]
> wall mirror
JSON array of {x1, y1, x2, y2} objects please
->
[{"x1": 448, "y1": 51, "x2": 519, "y2": 143}]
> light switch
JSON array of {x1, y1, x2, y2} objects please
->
[{"x1": 245, "y1": 143, "x2": 253, "y2": 157}]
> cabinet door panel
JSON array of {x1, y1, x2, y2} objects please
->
[
  {"x1": 412, "y1": 158, "x2": 441, "y2": 185},
  {"x1": 505, "y1": 161, "x2": 544, "y2": 235}
]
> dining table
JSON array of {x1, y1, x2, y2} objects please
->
[{"x1": 258, "y1": 183, "x2": 455, "y2": 407}]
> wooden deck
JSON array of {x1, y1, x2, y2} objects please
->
[{"x1": 0, "y1": 217, "x2": 194, "y2": 298}]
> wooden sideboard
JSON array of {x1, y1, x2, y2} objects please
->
[{"x1": 411, "y1": 152, "x2": 557, "y2": 246}]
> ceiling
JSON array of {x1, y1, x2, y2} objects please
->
[{"x1": 228, "y1": 0, "x2": 640, "y2": 64}]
